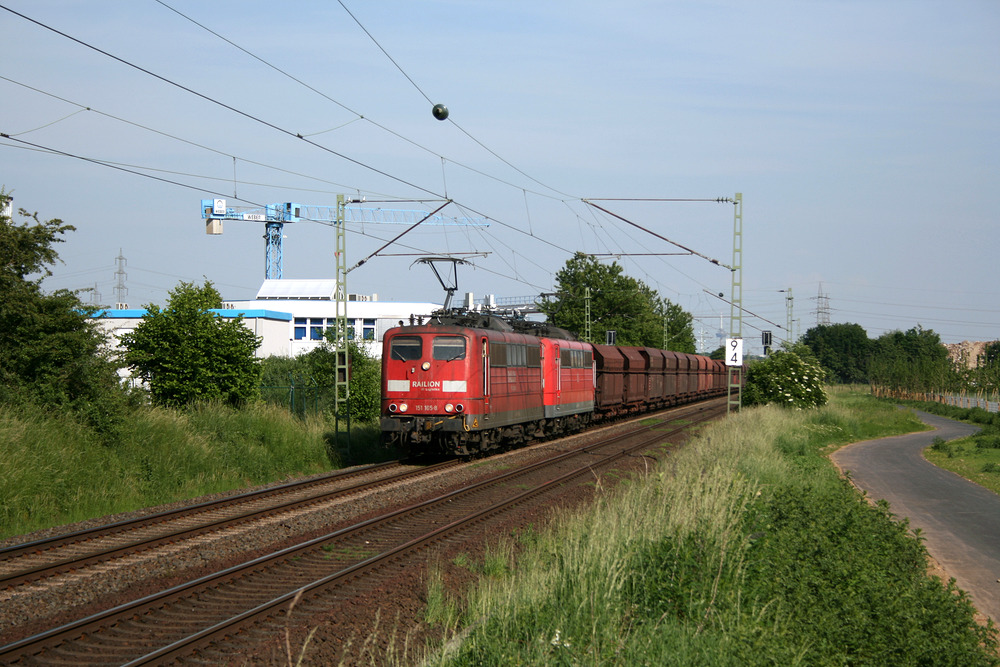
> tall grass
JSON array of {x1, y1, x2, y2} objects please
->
[
  {"x1": 0, "y1": 401, "x2": 334, "y2": 539},
  {"x1": 421, "y1": 389, "x2": 997, "y2": 666}
]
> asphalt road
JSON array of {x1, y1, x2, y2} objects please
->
[{"x1": 831, "y1": 411, "x2": 1000, "y2": 622}]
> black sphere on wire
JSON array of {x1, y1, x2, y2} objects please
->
[{"x1": 432, "y1": 103, "x2": 449, "y2": 121}]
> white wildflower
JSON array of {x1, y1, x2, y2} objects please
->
[{"x1": 550, "y1": 629, "x2": 571, "y2": 648}]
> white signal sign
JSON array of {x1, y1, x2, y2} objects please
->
[
  {"x1": 213, "y1": 199, "x2": 226, "y2": 215},
  {"x1": 725, "y1": 338, "x2": 743, "y2": 366}
]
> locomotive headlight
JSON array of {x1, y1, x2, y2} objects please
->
[
  {"x1": 421, "y1": 361, "x2": 431, "y2": 371},
  {"x1": 444, "y1": 403, "x2": 454, "y2": 413},
  {"x1": 455, "y1": 403, "x2": 464, "y2": 413},
  {"x1": 398, "y1": 402, "x2": 408, "y2": 413},
  {"x1": 389, "y1": 403, "x2": 398, "y2": 413}
]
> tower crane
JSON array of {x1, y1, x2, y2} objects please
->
[{"x1": 201, "y1": 199, "x2": 488, "y2": 280}]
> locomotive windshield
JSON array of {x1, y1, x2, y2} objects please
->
[
  {"x1": 433, "y1": 336, "x2": 466, "y2": 361},
  {"x1": 389, "y1": 336, "x2": 422, "y2": 361}
]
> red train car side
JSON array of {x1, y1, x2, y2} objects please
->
[{"x1": 381, "y1": 314, "x2": 731, "y2": 457}]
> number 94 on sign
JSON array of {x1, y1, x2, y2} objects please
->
[{"x1": 725, "y1": 338, "x2": 743, "y2": 366}]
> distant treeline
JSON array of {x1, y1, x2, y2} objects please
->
[{"x1": 799, "y1": 323, "x2": 999, "y2": 396}]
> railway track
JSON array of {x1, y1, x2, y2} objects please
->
[
  {"x1": 0, "y1": 459, "x2": 460, "y2": 590},
  {"x1": 1, "y1": 399, "x2": 725, "y2": 664}
]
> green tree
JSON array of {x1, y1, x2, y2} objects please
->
[
  {"x1": 0, "y1": 193, "x2": 128, "y2": 435},
  {"x1": 868, "y1": 326, "x2": 956, "y2": 394},
  {"x1": 539, "y1": 252, "x2": 695, "y2": 350},
  {"x1": 743, "y1": 348, "x2": 828, "y2": 408},
  {"x1": 801, "y1": 323, "x2": 870, "y2": 384},
  {"x1": 120, "y1": 281, "x2": 262, "y2": 407},
  {"x1": 300, "y1": 340, "x2": 381, "y2": 422},
  {"x1": 659, "y1": 298, "x2": 696, "y2": 353},
  {"x1": 975, "y1": 341, "x2": 1000, "y2": 396}
]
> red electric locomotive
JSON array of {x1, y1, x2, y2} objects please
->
[
  {"x1": 381, "y1": 314, "x2": 580, "y2": 456},
  {"x1": 381, "y1": 311, "x2": 732, "y2": 456}
]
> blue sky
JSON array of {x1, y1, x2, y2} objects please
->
[{"x1": 2, "y1": 0, "x2": 998, "y2": 351}]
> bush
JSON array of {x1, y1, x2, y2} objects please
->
[
  {"x1": 439, "y1": 395, "x2": 997, "y2": 666},
  {"x1": 975, "y1": 435, "x2": 1000, "y2": 450},
  {"x1": 743, "y1": 350, "x2": 828, "y2": 409},
  {"x1": 0, "y1": 401, "x2": 333, "y2": 539},
  {"x1": 120, "y1": 281, "x2": 261, "y2": 408}
]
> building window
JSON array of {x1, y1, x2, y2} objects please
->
[
  {"x1": 310, "y1": 318, "x2": 324, "y2": 340},
  {"x1": 294, "y1": 317, "x2": 307, "y2": 340},
  {"x1": 363, "y1": 318, "x2": 376, "y2": 340}
]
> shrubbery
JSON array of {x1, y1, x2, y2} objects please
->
[
  {"x1": 259, "y1": 340, "x2": 382, "y2": 423},
  {"x1": 0, "y1": 194, "x2": 132, "y2": 438},
  {"x1": 120, "y1": 281, "x2": 262, "y2": 408},
  {"x1": 743, "y1": 348, "x2": 828, "y2": 409},
  {"x1": 434, "y1": 392, "x2": 998, "y2": 667}
]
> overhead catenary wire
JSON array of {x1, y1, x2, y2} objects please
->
[
  {"x1": 2, "y1": 4, "x2": 733, "y2": 305},
  {"x1": 703, "y1": 290, "x2": 783, "y2": 334},
  {"x1": 154, "y1": 0, "x2": 570, "y2": 204},
  {"x1": 0, "y1": 127, "x2": 578, "y2": 286},
  {"x1": 0, "y1": 3, "x2": 443, "y2": 199},
  {"x1": 332, "y1": 0, "x2": 578, "y2": 200},
  {"x1": 0, "y1": 75, "x2": 406, "y2": 200},
  {"x1": 0, "y1": 8, "x2": 583, "y2": 262},
  {"x1": 583, "y1": 199, "x2": 733, "y2": 270},
  {"x1": 0, "y1": 56, "x2": 578, "y2": 287}
]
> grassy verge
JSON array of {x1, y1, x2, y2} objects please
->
[
  {"x1": 0, "y1": 402, "x2": 385, "y2": 540},
  {"x1": 414, "y1": 388, "x2": 997, "y2": 666},
  {"x1": 898, "y1": 399, "x2": 1000, "y2": 496},
  {"x1": 926, "y1": 439, "x2": 1000, "y2": 495}
]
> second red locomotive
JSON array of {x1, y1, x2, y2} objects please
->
[{"x1": 381, "y1": 312, "x2": 730, "y2": 456}]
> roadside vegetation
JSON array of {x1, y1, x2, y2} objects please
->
[
  {"x1": 0, "y1": 401, "x2": 330, "y2": 538},
  {"x1": 0, "y1": 194, "x2": 388, "y2": 541},
  {"x1": 407, "y1": 389, "x2": 996, "y2": 667}
]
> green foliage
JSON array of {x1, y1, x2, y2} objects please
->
[
  {"x1": 0, "y1": 401, "x2": 332, "y2": 539},
  {"x1": 743, "y1": 349, "x2": 828, "y2": 408},
  {"x1": 801, "y1": 322, "x2": 870, "y2": 383},
  {"x1": 120, "y1": 281, "x2": 262, "y2": 407},
  {"x1": 798, "y1": 322, "x2": 964, "y2": 396},
  {"x1": 259, "y1": 340, "x2": 381, "y2": 422},
  {"x1": 869, "y1": 326, "x2": 957, "y2": 393},
  {"x1": 0, "y1": 193, "x2": 130, "y2": 437},
  {"x1": 298, "y1": 340, "x2": 381, "y2": 422},
  {"x1": 736, "y1": 485, "x2": 994, "y2": 665},
  {"x1": 438, "y1": 392, "x2": 996, "y2": 666},
  {"x1": 974, "y1": 340, "x2": 1000, "y2": 395},
  {"x1": 344, "y1": 341, "x2": 381, "y2": 421},
  {"x1": 539, "y1": 252, "x2": 695, "y2": 350}
]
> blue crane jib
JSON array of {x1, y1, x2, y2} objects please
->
[{"x1": 201, "y1": 199, "x2": 488, "y2": 280}]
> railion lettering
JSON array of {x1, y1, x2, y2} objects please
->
[{"x1": 412, "y1": 380, "x2": 441, "y2": 389}]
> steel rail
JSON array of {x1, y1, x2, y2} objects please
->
[
  {"x1": 0, "y1": 460, "x2": 458, "y2": 587},
  {"x1": 1, "y1": 402, "x2": 724, "y2": 664}
]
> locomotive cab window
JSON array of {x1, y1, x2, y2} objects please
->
[
  {"x1": 389, "y1": 336, "x2": 422, "y2": 361},
  {"x1": 433, "y1": 336, "x2": 467, "y2": 361}
]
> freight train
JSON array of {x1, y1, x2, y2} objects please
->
[{"x1": 380, "y1": 312, "x2": 733, "y2": 456}]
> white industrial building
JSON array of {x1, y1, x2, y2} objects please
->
[
  {"x1": 225, "y1": 279, "x2": 441, "y2": 357},
  {"x1": 95, "y1": 280, "x2": 441, "y2": 359}
]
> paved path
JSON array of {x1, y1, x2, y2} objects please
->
[{"x1": 831, "y1": 411, "x2": 1000, "y2": 622}]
